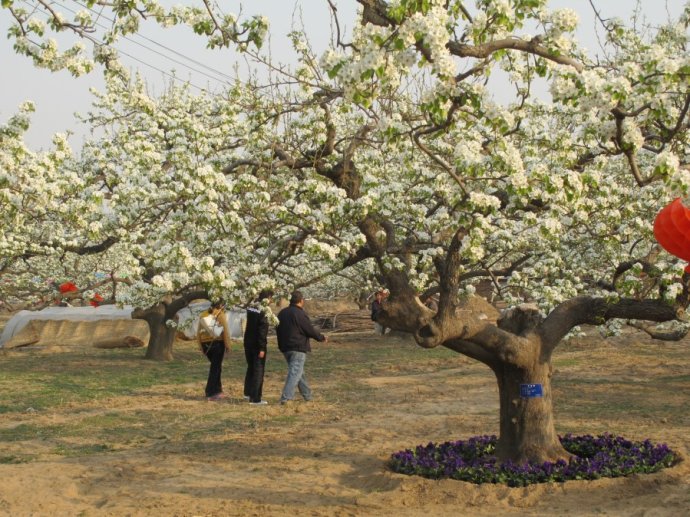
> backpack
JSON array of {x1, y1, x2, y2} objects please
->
[{"x1": 197, "y1": 311, "x2": 217, "y2": 350}]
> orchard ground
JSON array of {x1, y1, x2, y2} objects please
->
[{"x1": 0, "y1": 302, "x2": 689, "y2": 516}]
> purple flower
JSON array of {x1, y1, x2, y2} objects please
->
[{"x1": 389, "y1": 434, "x2": 676, "y2": 486}]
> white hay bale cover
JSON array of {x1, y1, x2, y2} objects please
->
[{"x1": 0, "y1": 306, "x2": 149, "y2": 349}]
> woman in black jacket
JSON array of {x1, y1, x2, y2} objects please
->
[{"x1": 243, "y1": 290, "x2": 274, "y2": 405}]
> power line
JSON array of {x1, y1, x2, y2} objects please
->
[
  {"x1": 49, "y1": 0, "x2": 230, "y2": 87},
  {"x1": 22, "y1": 0, "x2": 233, "y2": 91},
  {"x1": 71, "y1": 0, "x2": 237, "y2": 83}
]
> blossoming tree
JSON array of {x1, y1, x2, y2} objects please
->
[
  {"x1": 225, "y1": 0, "x2": 690, "y2": 464},
  {"x1": 3, "y1": 0, "x2": 690, "y2": 463},
  {"x1": 0, "y1": 103, "x2": 115, "y2": 308}
]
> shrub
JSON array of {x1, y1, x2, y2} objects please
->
[{"x1": 389, "y1": 434, "x2": 677, "y2": 487}]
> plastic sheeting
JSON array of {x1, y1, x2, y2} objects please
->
[
  {"x1": 0, "y1": 305, "x2": 135, "y2": 348},
  {"x1": 0, "y1": 303, "x2": 247, "y2": 348}
]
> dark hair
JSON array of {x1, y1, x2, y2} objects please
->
[
  {"x1": 211, "y1": 300, "x2": 225, "y2": 310},
  {"x1": 258, "y1": 289, "x2": 274, "y2": 301},
  {"x1": 289, "y1": 290, "x2": 304, "y2": 305}
]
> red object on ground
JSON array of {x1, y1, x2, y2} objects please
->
[
  {"x1": 653, "y1": 198, "x2": 690, "y2": 272},
  {"x1": 58, "y1": 281, "x2": 78, "y2": 294}
]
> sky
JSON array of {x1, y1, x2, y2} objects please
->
[{"x1": 0, "y1": 0, "x2": 687, "y2": 150}]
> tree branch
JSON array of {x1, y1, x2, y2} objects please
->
[
  {"x1": 447, "y1": 37, "x2": 583, "y2": 72},
  {"x1": 540, "y1": 296, "x2": 680, "y2": 352}
]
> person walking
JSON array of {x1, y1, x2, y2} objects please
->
[
  {"x1": 197, "y1": 300, "x2": 231, "y2": 401},
  {"x1": 276, "y1": 290, "x2": 328, "y2": 405},
  {"x1": 370, "y1": 289, "x2": 387, "y2": 335},
  {"x1": 243, "y1": 289, "x2": 274, "y2": 405}
]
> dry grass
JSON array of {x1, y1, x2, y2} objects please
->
[{"x1": 0, "y1": 317, "x2": 688, "y2": 516}]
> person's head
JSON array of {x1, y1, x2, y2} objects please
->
[
  {"x1": 289, "y1": 290, "x2": 305, "y2": 307},
  {"x1": 258, "y1": 289, "x2": 274, "y2": 302},
  {"x1": 211, "y1": 300, "x2": 225, "y2": 313},
  {"x1": 375, "y1": 290, "x2": 384, "y2": 301}
]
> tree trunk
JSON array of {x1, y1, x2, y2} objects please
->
[
  {"x1": 132, "y1": 303, "x2": 176, "y2": 361},
  {"x1": 144, "y1": 314, "x2": 176, "y2": 361},
  {"x1": 493, "y1": 361, "x2": 571, "y2": 463},
  {"x1": 131, "y1": 290, "x2": 208, "y2": 361}
]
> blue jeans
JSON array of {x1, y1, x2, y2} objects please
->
[{"x1": 280, "y1": 351, "x2": 312, "y2": 402}]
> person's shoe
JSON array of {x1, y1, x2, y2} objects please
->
[
  {"x1": 249, "y1": 400, "x2": 268, "y2": 405},
  {"x1": 207, "y1": 393, "x2": 224, "y2": 401},
  {"x1": 243, "y1": 395, "x2": 250, "y2": 400},
  {"x1": 279, "y1": 399, "x2": 289, "y2": 405}
]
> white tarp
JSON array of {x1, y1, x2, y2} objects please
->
[
  {"x1": 176, "y1": 301, "x2": 246, "y2": 339},
  {"x1": 0, "y1": 303, "x2": 247, "y2": 349},
  {"x1": 0, "y1": 305, "x2": 136, "y2": 348}
]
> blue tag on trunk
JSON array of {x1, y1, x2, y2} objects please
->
[{"x1": 520, "y1": 383, "x2": 543, "y2": 398}]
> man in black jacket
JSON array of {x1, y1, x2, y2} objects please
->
[
  {"x1": 243, "y1": 289, "x2": 273, "y2": 405},
  {"x1": 277, "y1": 290, "x2": 328, "y2": 404}
]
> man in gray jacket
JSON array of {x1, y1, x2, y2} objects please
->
[{"x1": 276, "y1": 290, "x2": 328, "y2": 404}]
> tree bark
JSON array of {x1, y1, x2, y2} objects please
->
[
  {"x1": 132, "y1": 290, "x2": 208, "y2": 361},
  {"x1": 493, "y1": 360, "x2": 571, "y2": 463},
  {"x1": 133, "y1": 303, "x2": 177, "y2": 361}
]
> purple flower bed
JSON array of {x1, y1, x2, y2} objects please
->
[{"x1": 389, "y1": 434, "x2": 677, "y2": 487}]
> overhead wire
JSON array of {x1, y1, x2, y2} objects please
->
[
  {"x1": 21, "y1": 0, "x2": 236, "y2": 91},
  {"x1": 50, "y1": 0, "x2": 231, "y2": 88},
  {"x1": 70, "y1": 0, "x2": 237, "y2": 84}
]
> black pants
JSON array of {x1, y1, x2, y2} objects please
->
[
  {"x1": 203, "y1": 340, "x2": 225, "y2": 397},
  {"x1": 244, "y1": 346, "x2": 266, "y2": 402}
]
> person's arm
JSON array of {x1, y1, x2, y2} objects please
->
[
  {"x1": 257, "y1": 313, "x2": 269, "y2": 357},
  {"x1": 196, "y1": 324, "x2": 205, "y2": 344},
  {"x1": 297, "y1": 310, "x2": 327, "y2": 342},
  {"x1": 220, "y1": 311, "x2": 232, "y2": 351}
]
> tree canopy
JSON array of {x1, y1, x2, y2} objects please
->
[{"x1": 3, "y1": 1, "x2": 688, "y2": 317}]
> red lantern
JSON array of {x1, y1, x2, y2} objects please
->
[
  {"x1": 58, "y1": 281, "x2": 78, "y2": 294},
  {"x1": 653, "y1": 197, "x2": 690, "y2": 272}
]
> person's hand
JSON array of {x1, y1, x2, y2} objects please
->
[
  {"x1": 323, "y1": 335, "x2": 329, "y2": 343},
  {"x1": 258, "y1": 351, "x2": 265, "y2": 358}
]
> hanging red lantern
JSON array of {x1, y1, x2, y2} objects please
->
[{"x1": 653, "y1": 197, "x2": 690, "y2": 272}]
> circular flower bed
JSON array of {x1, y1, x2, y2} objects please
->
[{"x1": 389, "y1": 434, "x2": 677, "y2": 487}]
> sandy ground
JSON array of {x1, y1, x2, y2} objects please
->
[{"x1": 0, "y1": 324, "x2": 689, "y2": 516}]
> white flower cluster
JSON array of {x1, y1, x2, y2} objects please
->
[
  {"x1": 397, "y1": 6, "x2": 455, "y2": 79},
  {"x1": 469, "y1": 192, "x2": 501, "y2": 211},
  {"x1": 3, "y1": 1, "x2": 690, "y2": 339}
]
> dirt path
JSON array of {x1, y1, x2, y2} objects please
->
[{"x1": 0, "y1": 330, "x2": 689, "y2": 516}]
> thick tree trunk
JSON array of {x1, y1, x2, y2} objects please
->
[
  {"x1": 144, "y1": 314, "x2": 176, "y2": 361},
  {"x1": 377, "y1": 292, "x2": 686, "y2": 464},
  {"x1": 132, "y1": 303, "x2": 176, "y2": 361},
  {"x1": 131, "y1": 290, "x2": 207, "y2": 361},
  {"x1": 493, "y1": 361, "x2": 571, "y2": 463}
]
